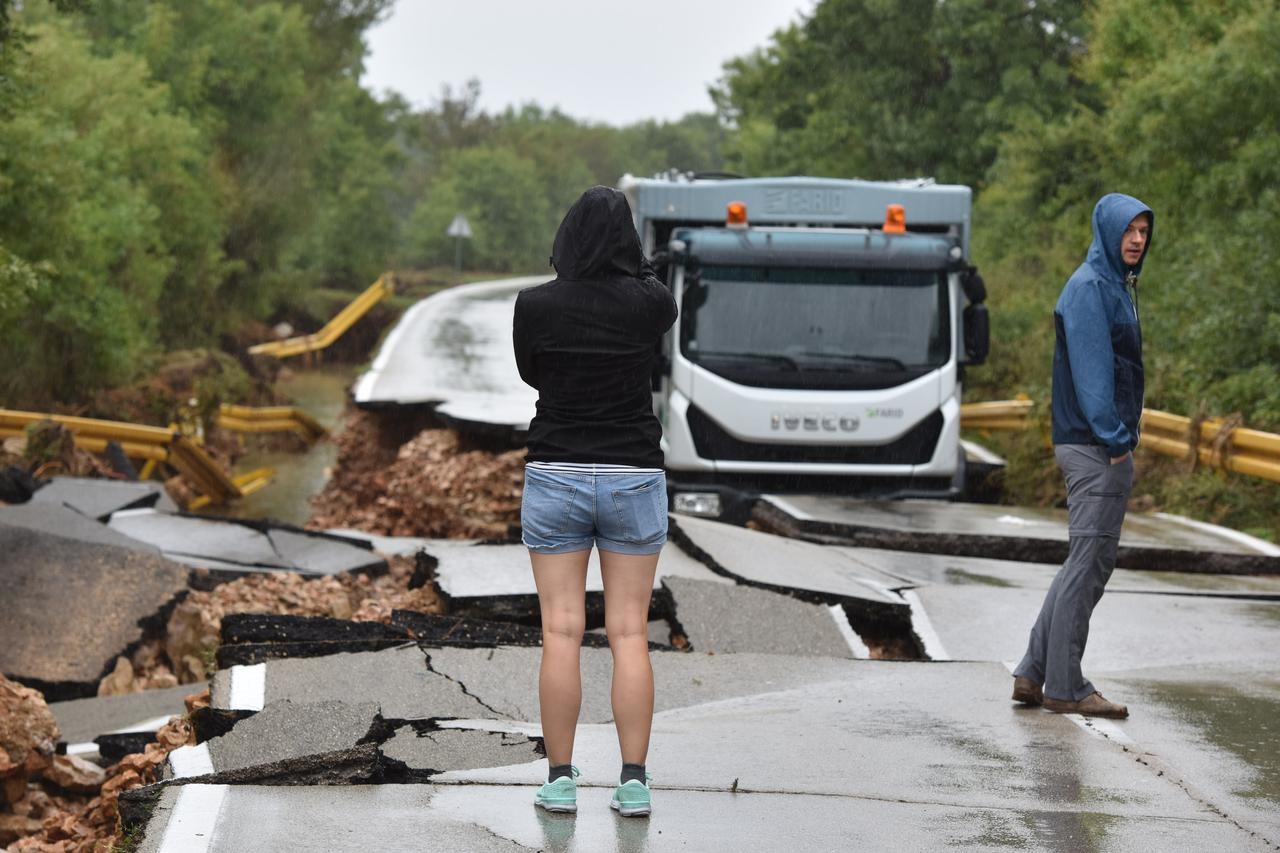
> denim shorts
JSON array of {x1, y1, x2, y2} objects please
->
[{"x1": 521, "y1": 466, "x2": 668, "y2": 555}]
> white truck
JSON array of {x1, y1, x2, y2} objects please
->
[{"x1": 619, "y1": 172, "x2": 989, "y2": 521}]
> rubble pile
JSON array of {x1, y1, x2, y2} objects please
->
[
  {"x1": 5, "y1": 690, "x2": 201, "y2": 853},
  {"x1": 1, "y1": 676, "x2": 60, "y2": 837},
  {"x1": 1, "y1": 425, "x2": 113, "y2": 485},
  {"x1": 165, "y1": 555, "x2": 439, "y2": 682},
  {"x1": 310, "y1": 413, "x2": 524, "y2": 538}
]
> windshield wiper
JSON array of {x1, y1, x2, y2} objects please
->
[
  {"x1": 792, "y1": 351, "x2": 907, "y2": 370},
  {"x1": 694, "y1": 350, "x2": 800, "y2": 370}
]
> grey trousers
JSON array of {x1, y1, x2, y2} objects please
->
[{"x1": 1014, "y1": 444, "x2": 1134, "y2": 702}]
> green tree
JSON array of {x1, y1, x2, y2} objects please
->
[
  {"x1": 712, "y1": 0, "x2": 1085, "y2": 186},
  {"x1": 0, "y1": 21, "x2": 224, "y2": 401},
  {"x1": 973, "y1": 0, "x2": 1280, "y2": 429},
  {"x1": 404, "y1": 146, "x2": 552, "y2": 273}
]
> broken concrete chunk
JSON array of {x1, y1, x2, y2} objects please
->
[
  {"x1": 672, "y1": 514, "x2": 904, "y2": 607},
  {"x1": 391, "y1": 610, "x2": 612, "y2": 649},
  {"x1": 166, "y1": 699, "x2": 381, "y2": 784},
  {"x1": 106, "y1": 510, "x2": 387, "y2": 575},
  {"x1": 378, "y1": 726, "x2": 541, "y2": 777},
  {"x1": 663, "y1": 576, "x2": 856, "y2": 658},
  {"x1": 50, "y1": 682, "x2": 202, "y2": 748},
  {"x1": 210, "y1": 646, "x2": 493, "y2": 721},
  {"x1": 755, "y1": 495, "x2": 1280, "y2": 574},
  {"x1": 108, "y1": 509, "x2": 291, "y2": 570},
  {"x1": 31, "y1": 476, "x2": 177, "y2": 520},
  {"x1": 0, "y1": 503, "x2": 159, "y2": 552},
  {"x1": 266, "y1": 528, "x2": 385, "y2": 576},
  {"x1": 220, "y1": 613, "x2": 407, "y2": 645},
  {"x1": 0, "y1": 525, "x2": 189, "y2": 699}
]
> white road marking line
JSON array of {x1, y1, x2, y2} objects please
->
[
  {"x1": 1154, "y1": 511, "x2": 1280, "y2": 556},
  {"x1": 1063, "y1": 713, "x2": 1135, "y2": 745},
  {"x1": 228, "y1": 663, "x2": 266, "y2": 711},
  {"x1": 827, "y1": 604, "x2": 871, "y2": 658},
  {"x1": 157, "y1": 784, "x2": 227, "y2": 853},
  {"x1": 168, "y1": 742, "x2": 214, "y2": 778},
  {"x1": 901, "y1": 589, "x2": 950, "y2": 661}
]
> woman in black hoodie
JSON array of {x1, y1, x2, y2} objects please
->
[{"x1": 513, "y1": 186, "x2": 677, "y2": 816}]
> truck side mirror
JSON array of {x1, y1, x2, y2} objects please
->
[
  {"x1": 962, "y1": 270, "x2": 987, "y2": 303},
  {"x1": 963, "y1": 302, "x2": 989, "y2": 364}
]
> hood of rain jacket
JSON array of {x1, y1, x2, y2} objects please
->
[
  {"x1": 1051, "y1": 193, "x2": 1154, "y2": 458},
  {"x1": 550, "y1": 185, "x2": 644, "y2": 280}
]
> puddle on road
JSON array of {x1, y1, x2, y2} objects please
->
[
  {"x1": 1246, "y1": 602, "x2": 1280, "y2": 624},
  {"x1": 222, "y1": 368, "x2": 353, "y2": 526},
  {"x1": 1139, "y1": 680, "x2": 1280, "y2": 806},
  {"x1": 944, "y1": 568, "x2": 1016, "y2": 588}
]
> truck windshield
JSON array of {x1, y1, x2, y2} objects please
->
[{"x1": 680, "y1": 265, "x2": 950, "y2": 391}]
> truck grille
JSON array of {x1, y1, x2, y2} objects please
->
[{"x1": 685, "y1": 405, "x2": 943, "y2": 465}]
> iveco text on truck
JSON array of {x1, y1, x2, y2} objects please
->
[{"x1": 619, "y1": 173, "x2": 989, "y2": 520}]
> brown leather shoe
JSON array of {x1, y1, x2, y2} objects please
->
[
  {"x1": 1011, "y1": 676, "x2": 1043, "y2": 706},
  {"x1": 1043, "y1": 691, "x2": 1129, "y2": 719}
]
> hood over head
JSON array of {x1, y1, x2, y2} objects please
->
[
  {"x1": 1086, "y1": 192, "x2": 1154, "y2": 283},
  {"x1": 551, "y1": 186, "x2": 643, "y2": 280}
]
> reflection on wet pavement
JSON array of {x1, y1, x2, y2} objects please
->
[{"x1": 1138, "y1": 681, "x2": 1280, "y2": 806}]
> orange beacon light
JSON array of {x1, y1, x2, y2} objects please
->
[{"x1": 883, "y1": 204, "x2": 906, "y2": 233}]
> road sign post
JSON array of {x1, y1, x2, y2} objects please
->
[{"x1": 446, "y1": 213, "x2": 473, "y2": 279}]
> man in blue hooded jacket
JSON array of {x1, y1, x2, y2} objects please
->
[{"x1": 1011, "y1": 193, "x2": 1153, "y2": 719}]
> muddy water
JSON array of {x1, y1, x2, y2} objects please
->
[{"x1": 224, "y1": 368, "x2": 353, "y2": 526}]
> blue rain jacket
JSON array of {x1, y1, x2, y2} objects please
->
[{"x1": 1051, "y1": 193, "x2": 1154, "y2": 458}]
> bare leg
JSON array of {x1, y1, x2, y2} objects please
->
[
  {"x1": 600, "y1": 549, "x2": 660, "y2": 765},
  {"x1": 530, "y1": 549, "x2": 590, "y2": 767}
]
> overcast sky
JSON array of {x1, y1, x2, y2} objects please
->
[{"x1": 360, "y1": 1, "x2": 816, "y2": 126}]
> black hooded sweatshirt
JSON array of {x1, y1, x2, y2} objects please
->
[{"x1": 513, "y1": 186, "x2": 677, "y2": 467}]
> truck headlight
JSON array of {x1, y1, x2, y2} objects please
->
[{"x1": 673, "y1": 492, "x2": 722, "y2": 518}]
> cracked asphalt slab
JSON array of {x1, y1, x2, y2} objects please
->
[
  {"x1": 911, "y1": 584, "x2": 1280, "y2": 670},
  {"x1": 137, "y1": 659, "x2": 1277, "y2": 852},
  {"x1": 757, "y1": 495, "x2": 1280, "y2": 573},
  {"x1": 0, "y1": 519, "x2": 190, "y2": 697},
  {"x1": 106, "y1": 508, "x2": 385, "y2": 575}
]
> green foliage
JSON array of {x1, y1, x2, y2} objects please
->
[
  {"x1": 966, "y1": 0, "x2": 1280, "y2": 530},
  {"x1": 712, "y1": 0, "x2": 1085, "y2": 186},
  {"x1": 974, "y1": 0, "x2": 1280, "y2": 432},
  {"x1": 0, "y1": 20, "x2": 224, "y2": 401},
  {"x1": 393, "y1": 82, "x2": 727, "y2": 273},
  {"x1": 404, "y1": 146, "x2": 552, "y2": 273}
]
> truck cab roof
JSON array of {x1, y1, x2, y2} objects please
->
[{"x1": 621, "y1": 173, "x2": 973, "y2": 257}]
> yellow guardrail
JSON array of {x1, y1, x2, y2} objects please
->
[
  {"x1": 961, "y1": 399, "x2": 1280, "y2": 485},
  {"x1": 0, "y1": 409, "x2": 271, "y2": 507},
  {"x1": 248, "y1": 274, "x2": 395, "y2": 359},
  {"x1": 217, "y1": 404, "x2": 327, "y2": 444},
  {"x1": 959, "y1": 398, "x2": 1035, "y2": 431},
  {"x1": 1141, "y1": 410, "x2": 1280, "y2": 484}
]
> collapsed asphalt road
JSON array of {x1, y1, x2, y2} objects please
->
[{"x1": 17, "y1": 507, "x2": 1274, "y2": 852}]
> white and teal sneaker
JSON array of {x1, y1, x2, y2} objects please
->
[
  {"x1": 610, "y1": 776, "x2": 652, "y2": 817},
  {"x1": 534, "y1": 766, "x2": 580, "y2": 814}
]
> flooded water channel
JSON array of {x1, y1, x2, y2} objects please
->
[{"x1": 222, "y1": 368, "x2": 353, "y2": 526}]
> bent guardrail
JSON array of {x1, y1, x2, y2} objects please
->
[
  {"x1": 216, "y1": 404, "x2": 327, "y2": 444},
  {"x1": 249, "y1": 274, "x2": 395, "y2": 359},
  {"x1": 0, "y1": 409, "x2": 273, "y2": 508},
  {"x1": 961, "y1": 400, "x2": 1280, "y2": 485}
]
